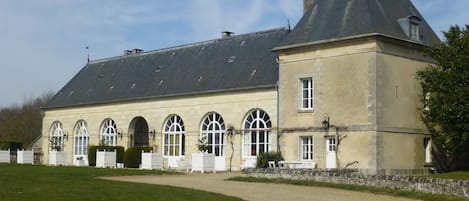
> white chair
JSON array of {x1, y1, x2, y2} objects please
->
[{"x1": 268, "y1": 161, "x2": 276, "y2": 168}]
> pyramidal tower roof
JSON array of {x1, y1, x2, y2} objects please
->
[{"x1": 277, "y1": 0, "x2": 440, "y2": 50}]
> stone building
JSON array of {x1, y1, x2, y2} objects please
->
[{"x1": 41, "y1": 0, "x2": 439, "y2": 174}]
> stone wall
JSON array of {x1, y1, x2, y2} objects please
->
[{"x1": 244, "y1": 168, "x2": 469, "y2": 198}]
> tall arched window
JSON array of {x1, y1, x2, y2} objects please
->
[
  {"x1": 243, "y1": 109, "x2": 272, "y2": 157},
  {"x1": 100, "y1": 119, "x2": 117, "y2": 146},
  {"x1": 163, "y1": 115, "x2": 185, "y2": 157},
  {"x1": 50, "y1": 121, "x2": 65, "y2": 151},
  {"x1": 201, "y1": 113, "x2": 225, "y2": 156},
  {"x1": 74, "y1": 120, "x2": 89, "y2": 157}
]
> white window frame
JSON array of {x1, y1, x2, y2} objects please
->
[
  {"x1": 74, "y1": 120, "x2": 89, "y2": 156},
  {"x1": 201, "y1": 113, "x2": 226, "y2": 156},
  {"x1": 299, "y1": 77, "x2": 314, "y2": 110},
  {"x1": 50, "y1": 121, "x2": 65, "y2": 151},
  {"x1": 163, "y1": 115, "x2": 185, "y2": 157},
  {"x1": 100, "y1": 119, "x2": 118, "y2": 146},
  {"x1": 300, "y1": 136, "x2": 314, "y2": 161},
  {"x1": 243, "y1": 109, "x2": 272, "y2": 158}
]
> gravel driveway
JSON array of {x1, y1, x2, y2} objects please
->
[{"x1": 104, "y1": 172, "x2": 420, "y2": 201}]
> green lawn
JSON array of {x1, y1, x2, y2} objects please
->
[
  {"x1": 227, "y1": 176, "x2": 468, "y2": 201},
  {"x1": 0, "y1": 164, "x2": 243, "y2": 201},
  {"x1": 425, "y1": 171, "x2": 469, "y2": 180}
]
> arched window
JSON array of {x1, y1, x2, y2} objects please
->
[
  {"x1": 74, "y1": 120, "x2": 89, "y2": 157},
  {"x1": 201, "y1": 113, "x2": 225, "y2": 156},
  {"x1": 50, "y1": 121, "x2": 65, "y2": 151},
  {"x1": 243, "y1": 109, "x2": 272, "y2": 157},
  {"x1": 163, "y1": 115, "x2": 185, "y2": 156},
  {"x1": 100, "y1": 119, "x2": 117, "y2": 146}
]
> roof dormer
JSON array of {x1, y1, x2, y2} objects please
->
[{"x1": 398, "y1": 15, "x2": 422, "y2": 41}]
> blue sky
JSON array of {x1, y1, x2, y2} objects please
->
[{"x1": 0, "y1": 0, "x2": 468, "y2": 108}]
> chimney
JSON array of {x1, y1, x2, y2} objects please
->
[
  {"x1": 123, "y1": 49, "x2": 144, "y2": 56},
  {"x1": 132, "y1": 48, "x2": 144, "y2": 54},
  {"x1": 304, "y1": 0, "x2": 313, "y2": 14},
  {"x1": 222, "y1": 31, "x2": 234, "y2": 38},
  {"x1": 123, "y1": 50, "x2": 132, "y2": 55}
]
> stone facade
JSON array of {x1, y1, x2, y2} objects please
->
[
  {"x1": 276, "y1": 36, "x2": 434, "y2": 172},
  {"x1": 42, "y1": 89, "x2": 278, "y2": 170}
]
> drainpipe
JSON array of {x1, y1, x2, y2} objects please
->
[{"x1": 276, "y1": 81, "x2": 281, "y2": 154}]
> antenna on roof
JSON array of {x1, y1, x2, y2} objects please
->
[
  {"x1": 86, "y1": 46, "x2": 90, "y2": 63},
  {"x1": 287, "y1": 19, "x2": 291, "y2": 30}
]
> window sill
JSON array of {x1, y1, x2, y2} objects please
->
[{"x1": 297, "y1": 109, "x2": 314, "y2": 113}]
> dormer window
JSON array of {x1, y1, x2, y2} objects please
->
[
  {"x1": 409, "y1": 16, "x2": 421, "y2": 41},
  {"x1": 398, "y1": 15, "x2": 422, "y2": 41}
]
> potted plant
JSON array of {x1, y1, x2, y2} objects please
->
[{"x1": 191, "y1": 136, "x2": 215, "y2": 173}]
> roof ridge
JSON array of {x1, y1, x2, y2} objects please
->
[{"x1": 89, "y1": 27, "x2": 288, "y2": 64}]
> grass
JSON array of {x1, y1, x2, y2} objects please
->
[
  {"x1": 227, "y1": 176, "x2": 468, "y2": 201},
  {"x1": 424, "y1": 171, "x2": 469, "y2": 180},
  {"x1": 0, "y1": 164, "x2": 243, "y2": 201}
]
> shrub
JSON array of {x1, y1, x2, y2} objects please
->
[
  {"x1": 124, "y1": 146, "x2": 153, "y2": 168},
  {"x1": 88, "y1": 145, "x2": 125, "y2": 166},
  {"x1": 256, "y1": 151, "x2": 284, "y2": 168},
  {"x1": 0, "y1": 141, "x2": 23, "y2": 150}
]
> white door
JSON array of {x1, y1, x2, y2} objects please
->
[
  {"x1": 326, "y1": 137, "x2": 337, "y2": 169},
  {"x1": 212, "y1": 132, "x2": 225, "y2": 171}
]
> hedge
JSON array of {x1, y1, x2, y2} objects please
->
[
  {"x1": 124, "y1": 146, "x2": 153, "y2": 168},
  {"x1": 0, "y1": 141, "x2": 23, "y2": 150},
  {"x1": 87, "y1": 145, "x2": 124, "y2": 166},
  {"x1": 256, "y1": 151, "x2": 284, "y2": 168}
]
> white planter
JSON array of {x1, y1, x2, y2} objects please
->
[
  {"x1": 17, "y1": 149, "x2": 34, "y2": 164},
  {"x1": 191, "y1": 153, "x2": 215, "y2": 173},
  {"x1": 96, "y1": 150, "x2": 116, "y2": 168},
  {"x1": 0, "y1": 149, "x2": 10, "y2": 163},
  {"x1": 141, "y1": 151, "x2": 163, "y2": 170},
  {"x1": 49, "y1": 150, "x2": 67, "y2": 166}
]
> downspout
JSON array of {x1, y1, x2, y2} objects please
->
[{"x1": 276, "y1": 81, "x2": 281, "y2": 153}]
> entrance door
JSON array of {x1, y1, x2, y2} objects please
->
[
  {"x1": 132, "y1": 117, "x2": 149, "y2": 146},
  {"x1": 211, "y1": 132, "x2": 225, "y2": 171},
  {"x1": 326, "y1": 137, "x2": 337, "y2": 169}
]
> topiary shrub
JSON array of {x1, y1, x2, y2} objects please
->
[
  {"x1": 256, "y1": 151, "x2": 284, "y2": 168},
  {"x1": 124, "y1": 146, "x2": 153, "y2": 168},
  {"x1": 88, "y1": 145, "x2": 125, "y2": 166}
]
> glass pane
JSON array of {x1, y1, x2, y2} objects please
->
[
  {"x1": 251, "y1": 144, "x2": 257, "y2": 156},
  {"x1": 259, "y1": 131, "x2": 265, "y2": 143},
  {"x1": 259, "y1": 144, "x2": 265, "y2": 154}
]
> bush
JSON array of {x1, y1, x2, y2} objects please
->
[
  {"x1": 124, "y1": 146, "x2": 153, "y2": 168},
  {"x1": 256, "y1": 151, "x2": 284, "y2": 168},
  {"x1": 0, "y1": 141, "x2": 23, "y2": 150},
  {"x1": 88, "y1": 145, "x2": 125, "y2": 166}
]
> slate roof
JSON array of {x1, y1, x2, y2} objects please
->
[
  {"x1": 44, "y1": 28, "x2": 289, "y2": 109},
  {"x1": 276, "y1": 0, "x2": 440, "y2": 50}
]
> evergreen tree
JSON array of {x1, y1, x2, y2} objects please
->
[{"x1": 417, "y1": 25, "x2": 469, "y2": 171}]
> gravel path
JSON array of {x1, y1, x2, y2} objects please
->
[{"x1": 103, "y1": 172, "x2": 420, "y2": 201}]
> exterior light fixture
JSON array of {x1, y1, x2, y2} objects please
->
[
  {"x1": 322, "y1": 114, "x2": 330, "y2": 129},
  {"x1": 63, "y1": 131, "x2": 69, "y2": 140},
  {"x1": 117, "y1": 130, "x2": 123, "y2": 139},
  {"x1": 148, "y1": 129, "x2": 156, "y2": 138}
]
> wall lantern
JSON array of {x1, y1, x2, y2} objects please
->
[
  {"x1": 117, "y1": 129, "x2": 123, "y2": 139},
  {"x1": 322, "y1": 114, "x2": 330, "y2": 129},
  {"x1": 63, "y1": 131, "x2": 69, "y2": 140},
  {"x1": 148, "y1": 129, "x2": 156, "y2": 138}
]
